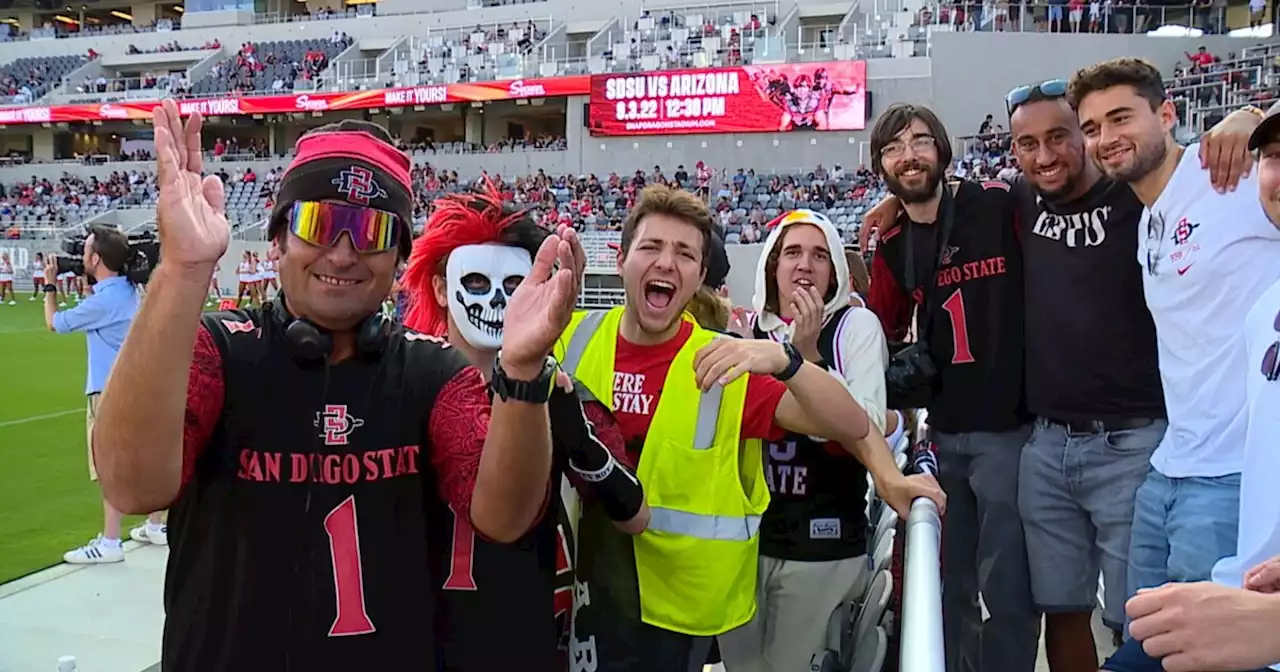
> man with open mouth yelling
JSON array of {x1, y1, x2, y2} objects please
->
[{"x1": 558, "y1": 184, "x2": 899, "y2": 672}]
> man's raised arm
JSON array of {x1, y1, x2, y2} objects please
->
[{"x1": 96, "y1": 100, "x2": 229, "y2": 514}]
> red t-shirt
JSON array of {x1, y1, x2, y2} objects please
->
[{"x1": 610, "y1": 320, "x2": 788, "y2": 448}]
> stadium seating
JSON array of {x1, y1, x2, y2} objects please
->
[
  {"x1": 611, "y1": 5, "x2": 773, "y2": 73},
  {"x1": 1166, "y1": 42, "x2": 1280, "y2": 134},
  {"x1": 0, "y1": 55, "x2": 88, "y2": 104},
  {"x1": 190, "y1": 37, "x2": 354, "y2": 96},
  {"x1": 413, "y1": 20, "x2": 551, "y2": 85}
]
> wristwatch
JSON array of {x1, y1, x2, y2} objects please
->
[
  {"x1": 773, "y1": 342, "x2": 804, "y2": 382},
  {"x1": 42, "y1": 283, "x2": 57, "y2": 293},
  {"x1": 490, "y1": 353, "x2": 558, "y2": 404}
]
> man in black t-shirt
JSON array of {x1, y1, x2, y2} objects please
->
[
  {"x1": 89, "y1": 106, "x2": 587, "y2": 672},
  {"x1": 866, "y1": 103, "x2": 1039, "y2": 672},
  {"x1": 1007, "y1": 82, "x2": 1169, "y2": 668},
  {"x1": 1005, "y1": 82, "x2": 1260, "y2": 671},
  {"x1": 401, "y1": 183, "x2": 649, "y2": 672}
]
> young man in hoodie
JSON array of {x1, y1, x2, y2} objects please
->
[{"x1": 718, "y1": 208, "x2": 941, "y2": 671}]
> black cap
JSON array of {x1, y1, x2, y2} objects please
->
[{"x1": 1247, "y1": 101, "x2": 1280, "y2": 151}]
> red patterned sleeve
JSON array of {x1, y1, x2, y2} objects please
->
[
  {"x1": 181, "y1": 324, "x2": 224, "y2": 490},
  {"x1": 868, "y1": 248, "x2": 911, "y2": 342},
  {"x1": 427, "y1": 366, "x2": 491, "y2": 526}
]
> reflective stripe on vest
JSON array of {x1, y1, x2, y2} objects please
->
[
  {"x1": 648, "y1": 506, "x2": 762, "y2": 541},
  {"x1": 560, "y1": 310, "x2": 723, "y2": 450},
  {"x1": 557, "y1": 308, "x2": 768, "y2": 635}
]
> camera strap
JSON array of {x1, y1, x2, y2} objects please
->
[{"x1": 901, "y1": 181, "x2": 958, "y2": 344}]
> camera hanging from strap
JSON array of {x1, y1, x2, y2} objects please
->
[{"x1": 901, "y1": 181, "x2": 958, "y2": 345}]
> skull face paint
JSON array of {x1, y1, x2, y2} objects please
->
[{"x1": 446, "y1": 243, "x2": 533, "y2": 350}]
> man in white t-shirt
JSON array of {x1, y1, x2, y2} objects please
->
[
  {"x1": 1069, "y1": 58, "x2": 1280, "y2": 603},
  {"x1": 1100, "y1": 97, "x2": 1280, "y2": 672}
]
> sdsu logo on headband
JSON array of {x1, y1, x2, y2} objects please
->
[{"x1": 332, "y1": 166, "x2": 389, "y2": 206}]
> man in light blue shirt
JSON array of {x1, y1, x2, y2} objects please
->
[{"x1": 42, "y1": 225, "x2": 161, "y2": 564}]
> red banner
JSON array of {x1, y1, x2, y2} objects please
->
[
  {"x1": 0, "y1": 76, "x2": 591, "y2": 126},
  {"x1": 587, "y1": 61, "x2": 868, "y2": 137}
]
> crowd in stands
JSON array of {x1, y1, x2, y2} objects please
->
[
  {"x1": 0, "y1": 170, "x2": 155, "y2": 235},
  {"x1": 1167, "y1": 44, "x2": 1280, "y2": 131},
  {"x1": 195, "y1": 35, "x2": 352, "y2": 97},
  {"x1": 414, "y1": 20, "x2": 546, "y2": 84},
  {"x1": 1, "y1": 55, "x2": 87, "y2": 104},
  {"x1": 609, "y1": 8, "x2": 770, "y2": 72}
]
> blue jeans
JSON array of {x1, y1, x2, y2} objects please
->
[
  {"x1": 936, "y1": 427, "x2": 1039, "y2": 672},
  {"x1": 1019, "y1": 418, "x2": 1164, "y2": 630},
  {"x1": 1103, "y1": 636, "x2": 1272, "y2": 672},
  {"x1": 1127, "y1": 469, "x2": 1241, "y2": 603}
]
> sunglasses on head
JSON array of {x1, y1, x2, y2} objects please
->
[
  {"x1": 287, "y1": 201, "x2": 402, "y2": 254},
  {"x1": 1006, "y1": 79, "x2": 1068, "y2": 117}
]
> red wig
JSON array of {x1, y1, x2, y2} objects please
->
[{"x1": 402, "y1": 178, "x2": 529, "y2": 336}]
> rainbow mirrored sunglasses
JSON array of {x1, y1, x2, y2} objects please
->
[{"x1": 287, "y1": 201, "x2": 401, "y2": 254}]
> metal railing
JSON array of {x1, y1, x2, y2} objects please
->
[
  {"x1": 854, "y1": 1, "x2": 1241, "y2": 57},
  {"x1": 901, "y1": 497, "x2": 945, "y2": 672},
  {"x1": 900, "y1": 412, "x2": 946, "y2": 672}
]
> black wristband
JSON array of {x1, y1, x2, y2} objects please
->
[
  {"x1": 574, "y1": 457, "x2": 645, "y2": 522},
  {"x1": 489, "y1": 354, "x2": 556, "y2": 404},
  {"x1": 773, "y1": 342, "x2": 804, "y2": 382},
  {"x1": 42, "y1": 283, "x2": 57, "y2": 293}
]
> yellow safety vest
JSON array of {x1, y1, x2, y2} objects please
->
[{"x1": 554, "y1": 307, "x2": 771, "y2": 636}]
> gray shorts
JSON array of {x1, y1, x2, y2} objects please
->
[{"x1": 1018, "y1": 417, "x2": 1166, "y2": 629}]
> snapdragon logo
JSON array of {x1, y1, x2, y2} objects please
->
[
  {"x1": 98, "y1": 104, "x2": 131, "y2": 120},
  {"x1": 295, "y1": 94, "x2": 329, "y2": 112},
  {"x1": 508, "y1": 80, "x2": 547, "y2": 98}
]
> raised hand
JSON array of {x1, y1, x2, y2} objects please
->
[
  {"x1": 501, "y1": 224, "x2": 584, "y2": 376},
  {"x1": 154, "y1": 99, "x2": 229, "y2": 272},
  {"x1": 788, "y1": 285, "x2": 824, "y2": 362}
]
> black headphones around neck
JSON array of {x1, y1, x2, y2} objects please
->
[{"x1": 267, "y1": 295, "x2": 392, "y2": 366}]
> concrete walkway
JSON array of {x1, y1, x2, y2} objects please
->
[{"x1": 0, "y1": 546, "x2": 1114, "y2": 672}]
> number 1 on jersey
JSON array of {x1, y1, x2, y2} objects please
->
[
  {"x1": 323, "y1": 495, "x2": 377, "y2": 637},
  {"x1": 443, "y1": 504, "x2": 478, "y2": 590},
  {"x1": 941, "y1": 289, "x2": 976, "y2": 364}
]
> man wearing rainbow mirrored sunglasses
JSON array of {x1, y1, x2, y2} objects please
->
[{"x1": 86, "y1": 101, "x2": 586, "y2": 672}]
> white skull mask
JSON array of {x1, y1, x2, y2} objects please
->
[{"x1": 446, "y1": 243, "x2": 533, "y2": 350}]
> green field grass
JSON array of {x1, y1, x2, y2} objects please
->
[{"x1": 0, "y1": 297, "x2": 152, "y2": 584}]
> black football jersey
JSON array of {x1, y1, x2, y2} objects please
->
[
  {"x1": 163, "y1": 308, "x2": 470, "y2": 672},
  {"x1": 431, "y1": 384, "x2": 604, "y2": 672},
  {"x1": 871, "y1": 180, "x2": 1028, "y2": 433}
]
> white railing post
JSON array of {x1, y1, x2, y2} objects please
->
[{"x1": 900, "y1": 497, "x2": 945, "y2": 672}]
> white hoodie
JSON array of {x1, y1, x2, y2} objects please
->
[{"x1": 751, "y1": 210, "x2": 889, "y2": 434}]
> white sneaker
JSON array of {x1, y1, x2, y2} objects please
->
[
  {"x1": 63, "y1": 536, "x2": 124, "y2": 564},
  {"x1": 28, "y1": 296, "x2": 36, "y2": 301},
  {"x1": 130, "y1": 523, "x2": 168, "y2": 546},
  {"x1": 5, "y1": 300, "x2": 13, "y2": 305}
]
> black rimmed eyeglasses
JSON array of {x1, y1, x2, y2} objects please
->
[{"x1": 1005, "y1": 79, "x2": 1068, "y2": 117}]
